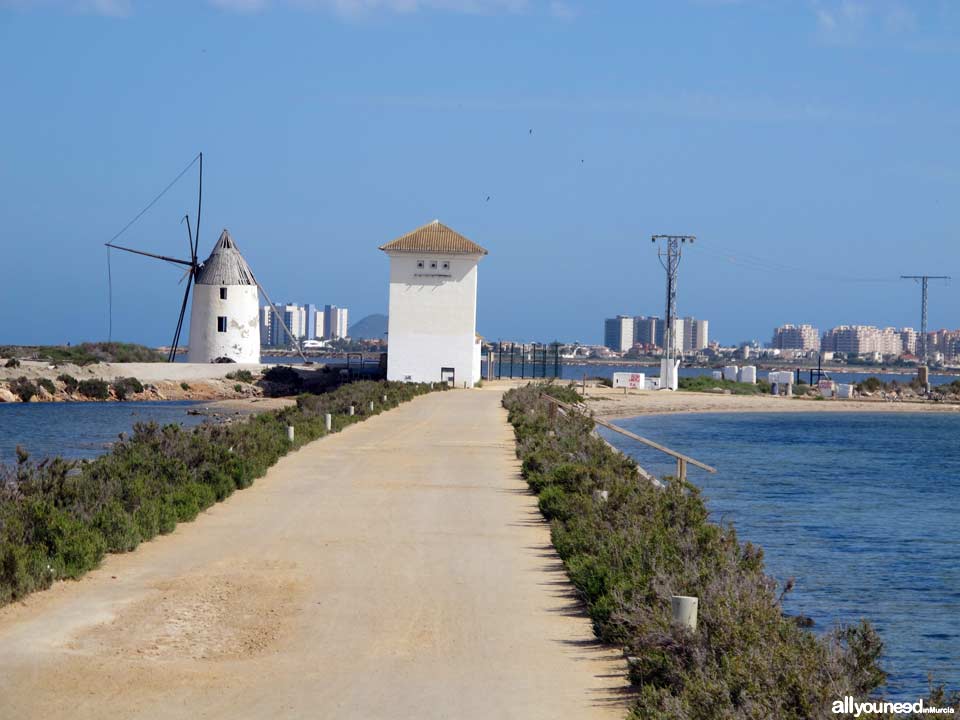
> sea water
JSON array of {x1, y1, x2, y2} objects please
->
[
  {"x1": 0, "y1": 401, "x2": 207, "y2": 464},
  {"x1": 601, "y1": 412, "x2": 959, "y2": 698}
]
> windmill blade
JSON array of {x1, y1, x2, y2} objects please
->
[
  {"x1": 168, "y1": 270, "x2": 194, "y2": 362},
  {"x1": 194, "y1": 152, "x2": 202, "y2": 262},
  {"x1": 104, "y1": 242, "x2": 193, "y2": 267}
]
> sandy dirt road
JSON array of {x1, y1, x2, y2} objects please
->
[{"x1": 0, "y1": 388, "x2": 628, "y2": 720}]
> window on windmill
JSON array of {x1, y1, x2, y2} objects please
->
[
  {"x1": 441, "y1": 261, "x2": 450, "y2": 271},
  {"x1": 220, "y1": 287, "x2": 227, "y2": 300},
  {"x1": 429, "y1": 261, "x2": 438, "y2": 269},
  {"x1": 416, "y1": 260, "x2": 425, "y2": 269},
  {"x1": 217, "y1": 316, "x2": 228, "y2": 333}
]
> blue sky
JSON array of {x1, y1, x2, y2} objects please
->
[{"x1": 1, "y1": 0, "x2": 958, "y2": 346}]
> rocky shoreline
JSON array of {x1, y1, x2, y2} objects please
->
[{"x1": 0, "y1": 360, "x2": 266, "y2": 404}]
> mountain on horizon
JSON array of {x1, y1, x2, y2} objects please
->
[{"x1": 349, "y1": 313, "x2": 388, "y2": 340}]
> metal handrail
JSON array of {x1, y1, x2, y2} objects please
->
[{"x1": 540, "y1": 393, "x2": 717, "y2": 480}]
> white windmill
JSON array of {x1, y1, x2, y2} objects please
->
[{"x1": 105, "y1": 153, "x2": 303, "y2": 364}]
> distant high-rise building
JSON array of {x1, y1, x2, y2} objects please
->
[
  {"x1": 679, "y1": 317, "x2": 708, "y2": 353},
  {"x1": 772, "y1": 324, "x2": 820, "y2": 351},
  {"x1": 323, "y1": 305, "x2": 349, "y2": 340},
  {"x1": 634, "y1": 316, "x2": 661, "y2": 348},
  {"x1": 269, "y1": 303, "x2": 306, "y2": 347},
  {"x1": 820, "y1": 325, "x2": 904, "y2": 357},
  {"x1": 304, "y1": 303, "x2": 319, "y2": 340},
  {"x1": 259, "y1": 305, "x2": 272, "y2": 347},
  {"x1": 604, "y1": 316, "x2": 634, "y2": 352},
  {"x1": 899, "y1": 328, "x2": 918, "y2": 356}
]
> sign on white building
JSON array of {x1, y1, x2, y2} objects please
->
[
  {"x1": 380, "y1": 220, "x2": 487, "y2": 386},
  {"x1": 612, "y1": 372, "x2": 645, "y2": 389}
]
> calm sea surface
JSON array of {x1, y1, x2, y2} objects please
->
[
  {"x1": 0, "y1": 401, "x2": 206, "y2": 464},
  {"x1": 601, "y1": 412, "x2": 959, "y2": 698}
]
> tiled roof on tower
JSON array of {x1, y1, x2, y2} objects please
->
[{"x1": 379, "y1": 220, "x2": 488, "y2": 256}]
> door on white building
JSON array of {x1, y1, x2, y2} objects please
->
[{"x1": 440, "y1": 367, "x2": 455, "y2": 386}]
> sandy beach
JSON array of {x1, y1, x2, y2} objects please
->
[{"x1": 575, "y1": 384, "x2": 960, "y2": 419}]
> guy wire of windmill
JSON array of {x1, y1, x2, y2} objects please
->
[{"x1": 104, "y1": 153, "x2": 308, "y2": 365}]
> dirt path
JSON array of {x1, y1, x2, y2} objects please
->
[{"x1": 0, "y1": 388, "x2": 628, "y2": 719}]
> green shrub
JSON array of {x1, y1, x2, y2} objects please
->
[
  {"x1": 263, "y1": 365, "x2": 301, "y2": 395},
  {"x1": 501, "y1": 383, "x2": 907, "y2": 719},
  {"x1": 93, "y1": 501, "x2": 140, "y2": 553},
  {"x1": 4, "y1": 357, "x2": 20, "y2": 368},
  {"x1": 180, "y1": 382, "x2": 190, "y2": 391},
  {"x1": 0, "y1": 342, "x2": 164, "y2": 366},
  {"x1": 112, "y1": 376, "x2": 144, "y2": 401},
  {"x1": 78, "y1": 379, "x2": 110, "y2": 400},
  {"x1": 37, "y1": 378, "x2": 57, "y2": 395},
  {"x1": 9, "y1": 377, "x2": 38, "y2": 402},
  {"x1": 0, "y1": 543, "x2": 52, "y2": 603},
  {"x1": 226, "y1": 369, "x2": 254, "y2": 383},
  {"x1": 57, "y1": 373, "x2": 79, "y2": 392},
  {"x1": 234, "y1": 383, "x2": 244, "y2": 393},
  {"x1": 679, "y1": 375, "x2": 767, "y2": 395}
]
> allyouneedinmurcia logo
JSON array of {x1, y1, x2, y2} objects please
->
[{"x1": 832, "y1": 696, "x2": 956, "y2": 716}]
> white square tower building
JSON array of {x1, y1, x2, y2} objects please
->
[{"x1": 380, "y1": 220, "x2": 487, "y2": 386}]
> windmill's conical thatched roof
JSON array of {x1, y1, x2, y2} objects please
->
[{"x1": 195, "y1": 229, "x2": 256, "y2": 286}]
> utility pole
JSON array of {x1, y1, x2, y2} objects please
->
[
  {"x1": 652, "y1": 234, "x2": 696, "y2": 389},
  {"x1": 900, "y1": 275, "x2": 950, "y2": 363}
]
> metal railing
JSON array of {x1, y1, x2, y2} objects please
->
[{"x1": 540, "y1": 393, "x2": 716, "y2": 481}]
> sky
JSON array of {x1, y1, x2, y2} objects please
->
[{"x1": 1, "y1": 0, "x2": 958, "y2": 347}]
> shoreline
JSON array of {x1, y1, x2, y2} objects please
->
[
  {"x1": 0, "y1": 360, "x2": 267, "y2": 404},
  {"x1": 581, "y1": 385, "x2": 960, "y2": 420}
]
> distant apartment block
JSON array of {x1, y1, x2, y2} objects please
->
[
  {"x1": 633, "y1": 316, "x2": 662, "y2": 348},
  {"x1": 323, "y1": 305, "x2": 349, "y2": 340},
  {"x1": 820, "y1": 325, "x2": 907, "y2": 357},
  {"x1": 259, "y1": 305, "x2": 272, "y2": 346},
  {"x1": 604, "y1": 316, "x2": 634, "y2": 352},
  {"x1": 260, "y1": 302, "x2": 350, "y2": 347},
  {"x1": 772, "y1": 324, "x2": 820, "y2": 351},
  {"x1": 680, "y1": 317, "x2": 708, "y2": 353}
]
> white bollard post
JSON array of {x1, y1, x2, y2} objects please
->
[
  {"x1": 325, "y1": 413, "x2": 332, "y2": 431},
  {"x1": 369, "y1": 401, "x2": 374, "y2": 411},
  {"x1": 382, "y1": 395, "x2": 387, "y2": 403},
  {"x1": 348, "y1": 405, "x2": 355, "y2": 416},
  {"x1": 287, "y1": 426, "x2": 295, "y2": 442},
  {"x1": 671, "y1": 595, "x2": 698, "y2": 632}
]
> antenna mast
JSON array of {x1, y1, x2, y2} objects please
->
[
  {"x1": 652, "y1": 234, "x2": 696, "y2": 367},
  {"x1": 901, "y1": 274, "x2": 950, "y2": 363}
]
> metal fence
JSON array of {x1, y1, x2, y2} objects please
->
[{"x1": 490, "y1": 342, "x2": 561, "y2": 380}]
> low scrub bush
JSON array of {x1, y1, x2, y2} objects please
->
[
  {"x1": 78, "y1": 379, "x2": 110, "y2": 400},
  {"x1": 263, "y1": 365, "x2": 302, "y2": 395},
  {"x1": 180, "y1": 382, "x2": 190, "y2": 391},
  {"x1": 0, "y1": 380, "x2": 437, "y2": 608},
  {"x1": 37, "y1": 378, "x2": 57, "y2": 396},
  {"x1": 226, "y1": 369, "x2": 254, "y2": 383},
  {"x1": 4, "y1": 357, "x2": 20, "y2": 368},
  {"x1": 111, "y1": 376, "x2": 144, "y2": 401},
  {"x1": 9, "y1": 377, "x2": 39, "y2": 402},
  {"x1": 0, "y1": 342, "x2": 164, "y2": 366},
  {"x1": 679, "y1": 375, "x2": 769, "y2": 395},
  {"x1": 501, "y1": 383, "x2": 952, "y2": 719},
  {"x1": 57, "y1": 374, "x2": 79, "y2": 393}
]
